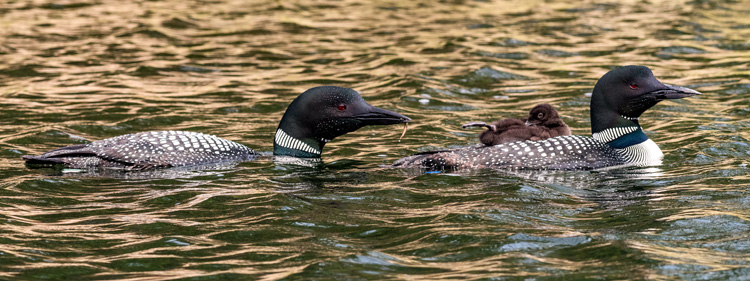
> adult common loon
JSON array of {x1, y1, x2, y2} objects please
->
[
  {"x1": 462, "y1": 104, "x2": 570, "y2": 146},
  {"x1": 23, "y1": 86, "x2": 411, "y2": 170},
  {"x1": 392, "y1": 65, "x2": 700, "y2": 170}
]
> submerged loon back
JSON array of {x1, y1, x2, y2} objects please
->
[
  {"x1": 393, "y1": 66, "x2": 700, "y2": 171},
  {"x1": 23, "y1": 86, "x2": 411, "y2": 170},
  {"x1": 394, "y1": 135, "x2": 625, "y2": 170}
]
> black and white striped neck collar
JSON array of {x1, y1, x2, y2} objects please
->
[
  {"x1": 592, "y1": 126, "x2": 641, "y2": 143},
  {"x1": 274, "y1": 129, "x2": 322, "y2": 156}
]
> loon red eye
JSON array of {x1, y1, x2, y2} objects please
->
[
  {"x1": 630, "y1": 83, "x2": 638, "y2": 89},
  {"x1": 337, "y1": 104, "x2": 347, "y2": 111}
]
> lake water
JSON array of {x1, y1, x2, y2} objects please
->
[{"x1": 1, "y1": 0, "x2": 750, "y2": 279}]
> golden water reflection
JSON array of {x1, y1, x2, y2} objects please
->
[{"x1": 1, "y1": 0, "x2": 749, "y2": 279}]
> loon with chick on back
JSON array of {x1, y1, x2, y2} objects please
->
[
  {"x1": 23, "y1": 86, "x2": 411, "y2": 170},
  {"x1": 392, "y1": 65, "x2": 700, "y2": 171},
  {"x1": 462, "y1": 103, "x2": 571, "y2": 146}
]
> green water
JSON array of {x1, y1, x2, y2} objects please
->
[{"x1": 1, "y1": 0, "x2": 750, "y2": 279}]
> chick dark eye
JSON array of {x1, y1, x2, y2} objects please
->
[
  {"x1": 337, "y1": 104, "x2": 347, "y2": 111},
  {"x1": 537, "y1": 113, "x2": 544, "y2": 119},
  {"x1": 629, "y1": 83, "x2": 638, "y2": 89}
]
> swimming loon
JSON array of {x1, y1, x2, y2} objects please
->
[
  {"x1": 22, "y1": 86, "x2": 411, "y2": 170},
  {"x1": 392, "y1": 65, "x2": 700, "y2": 170},
  {"x1": 462, "y1": 104, "x2": 570, "y2": 145}
]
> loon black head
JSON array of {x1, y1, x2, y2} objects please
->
[
  {"x1": 274, "y1": 86, "x2": 411, "y2": 158},
  {"x1": 590, "y1": 65, "x2": 701, "y2": 134}
]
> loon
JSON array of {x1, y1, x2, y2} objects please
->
[
  {"x1": 392, "y1": 65, "x2": 700, "y2": 171},
  {"x1": 22, "y1": 86, "x2": 411, "y2": 170},
  {"x1": 462, "y1": 104, "x2": 570, "y2": 145}
]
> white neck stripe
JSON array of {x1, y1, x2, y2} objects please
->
[{"x1": 275, "y1": 129, "x2": 321, "y2": 155}]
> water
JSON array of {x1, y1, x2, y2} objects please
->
[{"x1": 1, "y1": 0, "x2": 750, "y2": 279}]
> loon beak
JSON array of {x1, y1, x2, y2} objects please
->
[
  {"x1": 354, "y1": 106, "x2": 411, "y2": 125},
  {"x1": 651, "y1": 83, "x2": 702, "y2": 100}
]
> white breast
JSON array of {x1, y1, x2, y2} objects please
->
[{"x1": 615, "y1": 139, "x2": 664, "y2": 165}]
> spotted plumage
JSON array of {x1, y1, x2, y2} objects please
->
[
  {"x1": 23, "y1": 131, "x2": 256, "y2": 169},
  {"x1": 393, "y1": 66, "x2": 700, "y2": 171},
  {"x1": 397, "y1": 135, "x2": 624, "y2": 170}
]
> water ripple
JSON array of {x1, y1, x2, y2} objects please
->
[{"x1": 1, "y1": 0, "x2": 750, "y2": 279}]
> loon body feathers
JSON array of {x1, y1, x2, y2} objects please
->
[
  {"x1": 23, "y1": 86, "x2": 410, "y2": 170},
  {"x1": 393, "y1": 66, "x2": 700, "y2": 171}
]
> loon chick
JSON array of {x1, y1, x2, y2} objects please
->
[
  {"x1": 23, "y1": 86, "x2": 411, "y2": 170},
  {"x1": 462, "y1": 104, "x2": 570, "y2": 145},
  {"x1": 392, "y1": 66, "x2": 700, "y2": 171}
]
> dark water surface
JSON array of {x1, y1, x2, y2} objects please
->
[{"x1": 2, "y1": 0, "x2": 750, "y2": 279}]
